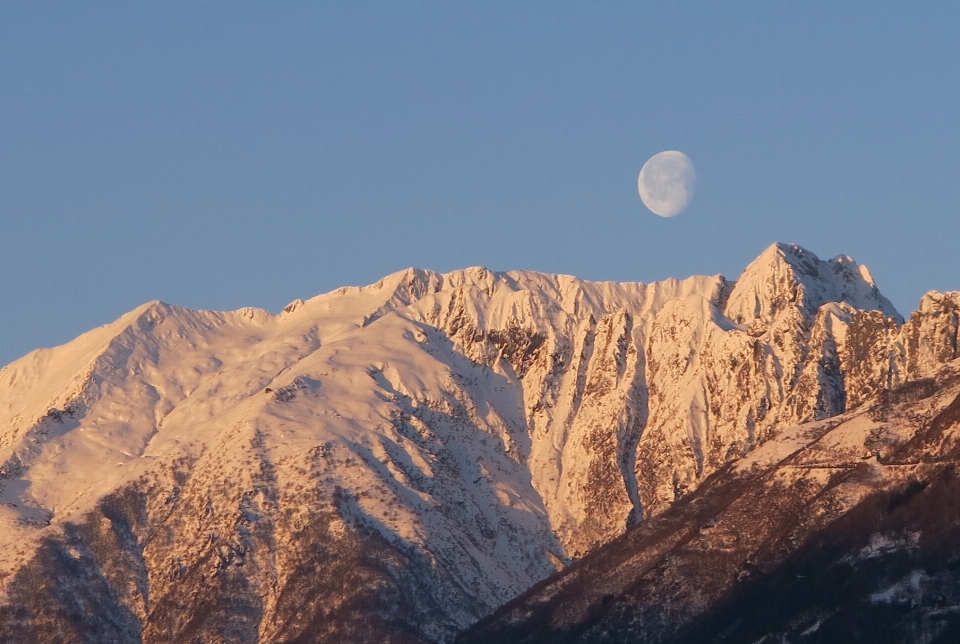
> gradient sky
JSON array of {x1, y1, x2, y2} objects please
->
[{"x1": 2, "y1": 2, "x2": 959, "y2": 367}]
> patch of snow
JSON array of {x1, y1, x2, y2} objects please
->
[
  {"x1": 870, "y1": 570, "x2": 928, "y2": 604},
  {"x1": 800, "y1": 619, "x2": 822, "y2": 636}
]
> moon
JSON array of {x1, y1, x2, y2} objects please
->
[{"x1": 638, "y1": 151, "x2": 696, "y2": 218}]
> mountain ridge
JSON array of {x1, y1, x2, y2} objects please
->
[{"x1": 1, "y1": 242, "x2": 958, "y2": 642}]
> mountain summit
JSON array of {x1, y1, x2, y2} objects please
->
[
  {"x1": 724, "y1": 242, "x2": 901, "y2": 327},
  {"x1": 1, "y1": 243, "x2": 957, "y2": 642}
]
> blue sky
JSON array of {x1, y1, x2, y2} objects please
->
[{"x1": 2, "y1": 2, "x2": 959, "y2": 366}]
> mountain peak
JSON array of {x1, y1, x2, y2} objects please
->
[{"x1": 724, "y1": 242, "x2": 902, "y2": 328}]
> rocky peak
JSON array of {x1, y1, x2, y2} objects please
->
[
  {"x1": 899, "y1": 290, "x2": 960, "y2": 378},
  {"x1": 724, "y1": 242, "x2": 902, "y2": 332},
  {"x1": 914, "y1": 290, "x2": 960, "y2": 317}
]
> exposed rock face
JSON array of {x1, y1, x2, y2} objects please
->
[
  {"x1": 458, "y1": 362, "x2": 960, "y2": 644},
  {"x1": 901, "y1": 291, "x2": 960, "y2": 375},
  {"x1": 0, "y1": 242, "x2": 957, "y2": 642}
]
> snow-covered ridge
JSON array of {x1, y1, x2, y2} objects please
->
[{"x1": 0, "y1": 243, "x2": 957, "y2": 642}]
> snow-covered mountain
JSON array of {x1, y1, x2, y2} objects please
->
[
  {"x1": 460, "y1": 359, "x2": 960, "y2": 644},
  {"x1": 1, "y1": 242, "x2": 958, "y2": 642}
]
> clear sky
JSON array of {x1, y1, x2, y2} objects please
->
[{"x1": 2, "y1": 2, "x2": 959, "y2": 367}]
